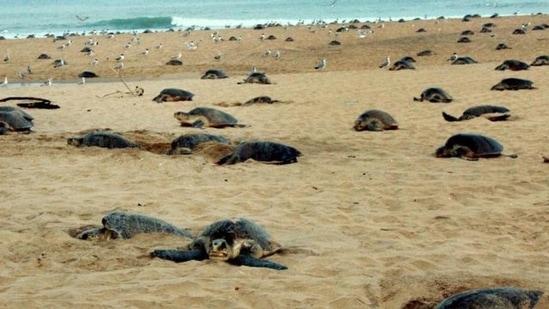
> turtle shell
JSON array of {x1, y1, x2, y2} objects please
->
[
  {"x1": 177, "y1": 107, "x2": 238, "y2": 127},
  {"x1": 0, "y1": 107, "x2": 33, "y2": 131},
  {"x1": 436, "y1": 133, "x2": 504, "y2": 157},
  {"x1": 434, "y1": 287, "x2": 543, "y2": 309},
  {"x1": 200, "y1": 69, "x2": 229, "y2": 79}
]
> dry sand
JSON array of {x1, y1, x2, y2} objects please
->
[{"x1": 1, "y1": 15, "x2": 548, "y2": 308}]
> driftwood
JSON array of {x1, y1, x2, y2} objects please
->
[
  {"x1": 0, "y1": 96, "x2": 60, "y2": 109},
  {"x1": 96, "y1": 67, "x2": 144, "y2": 98}
]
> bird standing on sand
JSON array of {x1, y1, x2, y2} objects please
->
[
  {"x1": 3, "y1": 53, "x2": 10, "y2": 63},
  {"x1": 447, "y1": 52, "x2": 458, "y2": 62},
  {"x1": 263, "y1": 49, "x2": 272, "y2": 57},
  {"x1": 214, "y1": 53, "x2": 222, "y2": 60},
  {"x1": 379, "y1": 56, "x2": 390, "y2": 69},
  {"x1": 1, "y1": 76, "x2": 7, "y2": 86},
  {"x1": 78, "y1": 77, "x2": 86, "y2": 85},
  {"x1": 40, "y1": 78, "x2": 52, "y2": 87},
  {"x1": 142, "y1": 48, "x2": 149, "y2": 56},
  {"x1": 155, "y1": 43, "x2": 163, "y2": 50},
  {"x1": 315, "y1": 58, "x2": 327, "y2": 70},
  {"x1": 273, "y1": 50, "x2": 281, "y2": 59},
  {"x1": 115, "y1": 54, "x2": 124, "y2": 62},
  {"x1": 171, "y1": 52, "x2": 182, "y2": 60},
  {"x1": 90, "y1": 58, "x2": 99, "y2": 66}
]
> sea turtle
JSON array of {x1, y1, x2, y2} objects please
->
[
  {"x1": 434, "y1": 287, "x2": 544, "y2": 309},
  {"x1": 152, "y1": 88, "x2": 194, "y2": 103},
  {"x1": 78, "y1": 71, "x2": 99, "y2": 78},
  {"x1": 353, "y1": 109, "x2": 399, "y2": 131},
  {"x1": 494, "y1": 60, "x2": 530, "y2": 71},
  {"x1": 237, "y1": 72, "x2": 272, "y2": 85},
  {"x1": 165, "y1": 60, "x2": 183, "y2": 66},
  {"x1": 167, "y1": 133, "x2": 231, "y2": 155},
  {"x1": 0, "y1": 106, "x2": 34, "y2": 132},
  {"x1": 457, "y1": 37, "x2": 471, "y2": 43},
  {"x1": 174, "y1": 107, "x2": 246, "y2": 128},
  {"x1": 200, "y1": 69, "x2": 229, "y2": 79},
  {"x1": 435, "y1": 133, "x2": 517, "y2": 160},
  {"x1": 451, "y1": 56, "x2": 477, "y2": 65},
  {"x1": 490, "y1": 78, "x2": 536, "y2": 91},
  {"x1": 413, "y1": 87, "x2": 453, "y2": 103},
  {"x1": 67, "y1": 131, "x2": 139, "y2": 149},
  {"x1": 495, "y1": 43, "x2": 511, "y2": 50},
  {"x1": 75, "y1": 211, "x2": 193, "y2": 241},
  {"x1": 216, "y1": 141, "x2": 301, "y2": 165},
  {"x1": 442, "y1": 105, "x2": 511, "y2": 122},
  {"x1": 151, "y1": 218, "x2": 287, "y2": 270},
  {"x1": 244, "y1": 96, "x2": 280, "y2": 104},
  {"x1": 417, "y1": 50, "x2": 434, "y2": 57},
  {"x1": 389, "y1": 59, "x2": 416, "y2": 70},
  {"x1": 530, "y1": 55, "x2": 549, "y2": 66}
]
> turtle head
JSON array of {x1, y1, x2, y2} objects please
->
[
  {"x1": 435, "y1": 145, "x2": 452, "y2": 157},
  {"x1": 353, "y1": 120, "x2": 367, "y2": 131},
  {"x1": 208, "y1": 238, "x2": 236, "y2": 260},
  {"x1": 67, "y1": 137, "x2": 84, "y2": 146}
]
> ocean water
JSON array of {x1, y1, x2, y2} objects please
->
[{"x1": 0, "y1": 0, "x2": 547, "y2": 38}]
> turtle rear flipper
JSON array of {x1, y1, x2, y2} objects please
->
[
  {"x1": 442, "y1": 111, "x2": 460, "y2": 122},
  {"x1": 229, "y1": 255, "x2": 288, "y2": 270},
  {"x1": 485, "y1": 114, "x2": 511, "y2": 121},
  {"x1": 216, "y1": 153, "x2": 240, "y2": 165},
  {"x1": 151, "y1": 249, "x2": 207, "y2": 263}
]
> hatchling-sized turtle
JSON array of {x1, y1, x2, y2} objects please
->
[
  {"x1": 354, "y1": 109, "x2": 398, "y2": 131},
  {"x1": 244, "y1": 96, "x2": 281, "y2": 104},
  {"x1": 167, "y1": 133, "x2": 231, "y2": 155},
  {"x1": 435, "y1": 133, "x2": 517, "y2": 160},
  {"x1": 530, "y1": 55, "x2": 549, "y2": 66},
  {"x1": 75, "y1": 211, "x2": 193, "y2": 240},
  {"x1": 152, "y1": 88, "x2": 194, "y2": 103},
  {"x1": 413, "y1": 87, "x2": 453, "y2": 103},
  {"x1": 442, "y1": 105, "x2": 511, "y2": 122},
  {"x1": 216, "y1": 141, "x2": 301, "y2": 165},
  {"x1": 434, "y1": 286, "x2": 544, "y2": 309},
  {"x1": 490, "y1": 78, "x2": 536, "y2": 91},
  {"x1": 151, "y1": 218, "x2": 287, "y2": 270},
  {"x1": 67, "y1": 131, "x2": 139, "y2": 149},
  {"x1": 200, "y1": 69, "x2": 229, "y2": 79},
  {"x1": 237, "y1": 72, "x2": 272, "y2": 85},
  {"x1": 0, "y1": 106, "x2": 34, "y2": 132},
  {"x1": 174, "y1": 107, "x2": 246, "y2": 128},
  {"x1": 494, "y1": 59, "x2": 529, "y2": 71}
]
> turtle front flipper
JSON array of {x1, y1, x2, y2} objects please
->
[
  {"x1": 485, "y1": 114, "x2": 511, "y2": 121},
  {"x1": 442, "y1": 112, "x2": 460, "y2": 122},
  {"x1": 192, "y1": 120, "x2": 206, "y2": 128},
  {"x1": 229, "y1": 255, "x2": 288, "y2": 270},
  {"x1": 151, "y1": 249, "x2": 207, "y2": 263}
]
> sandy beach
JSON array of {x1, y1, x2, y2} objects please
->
[{"x1": 1, "y1": 14, "x2": 548, "y2": 308}]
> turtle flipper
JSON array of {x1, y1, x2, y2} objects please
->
[
  {"x1": 192, "y1": 120, "x2": 205, "y2": 128},
  {"x1": 442, "y1": 112, "x2": 459, "y2": 122},
  {"x1": 151, "y1": 249, "x2": 207, "y2": 263},
  {"x1": 229, "y1": 255, "x2": 288, "y2": 270}
]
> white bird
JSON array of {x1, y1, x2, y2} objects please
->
[
  {"x1": 447, "y1": 52, "x2": 458, "y2": 62},
  {"x1": 358, "y1": 30, "x2": 368, "y2": 39},
  {"x1": 273, "y1": 50, "x2": 281, "y2": 59},
  {"x1": 263, "y1": 48, "x2": 272, "y2": 57},
  {"x1": 115, "y1": 53, "x2": 124, "y2": 61},
  {"x1": 259, "y1": 33, "x2": 265, "y2": 41},
  {"x1": 90, "y1": 58, "x2": 99, "y2": 66},
  {"x1": 379, "y1": 56, "x2": 390, "y2": 68},
  {"x1": 3, "y1": 54, "x2": 10, "y2": 62},
  {"x1": 115, "y1": 62, "x2": 124, "y2": 70},
  {"x1": 76, "y1": 15, "x2": 89, "y2": 22},
  {"x1": 214, "y1": 53, "x2": 222, "y2": 60},
  {"x1": 171, "y1": 52, "x2": 182, "y2": 60},
  {"x1": 77, "y1": 77, "x2": 86, "y2": 85},
  {"x1": 249, "y1": 66, "x2": 258, "y2": 75},
  {"x1": 186, "y1": 41, "x2": 197, "y2": 50},
  {"x1": 141, "y1": 48, "x2": 149, "y2": 56},
  {"x1": 40, "y1": 78, "x2": 52, "y2": 87},
  {"x1": 124, "y1": 42, "x2": 131, "y2": 49},
  {"x1": 155, "y1": 43, "x2": 163, "y2": 50},
  {"x1": 315, "y1": 58, "x2": 327, "y2": 70},
  {"x1": 1, "y1": 76, "x2": 7, "y2": 86}
]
